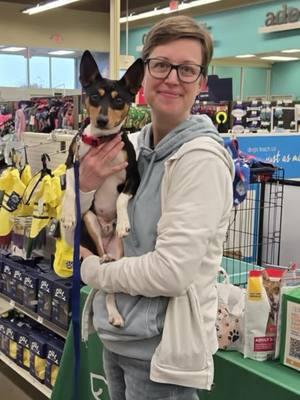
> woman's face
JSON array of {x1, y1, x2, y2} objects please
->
[{"x1": 143, "y1": 38, "x2": 204, "y2": 123}]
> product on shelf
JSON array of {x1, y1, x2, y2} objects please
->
[{"x1": 45, "y1": 337, "x2": 65, "y2": 389}]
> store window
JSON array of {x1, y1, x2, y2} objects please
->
[
  {"x1": 51, "y1": 57, "x2": 75, "y2": 89},
  {"x1": 0, "y1": 54, "x2": 27, "y2": 87},
  {"x1": 29, "y1": 56, "x2": 50, "y2": 88}
]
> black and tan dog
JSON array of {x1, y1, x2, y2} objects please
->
[{"x1": 61, "y1": 50, "x2": 144, "y2": 326}]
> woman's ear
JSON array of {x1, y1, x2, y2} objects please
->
[{"x1": 198, "y1": 75, "x2": 208, "y2": 94}]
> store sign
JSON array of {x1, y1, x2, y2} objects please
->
[{"x1": 265, "y1": 4, "x2": 300, "y2": 26}]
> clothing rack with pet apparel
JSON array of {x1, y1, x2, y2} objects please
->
[{"x1": 20, "y1": 131, "x2": 74, "y2": 173}]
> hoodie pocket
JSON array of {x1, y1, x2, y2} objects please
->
[{"x1": 153, "y1": 286, "x2": 209, "y2": 371}]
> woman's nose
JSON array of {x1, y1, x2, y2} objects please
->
[{"x1": 164, "y1": 68, "x2": 179, "y2": 84}]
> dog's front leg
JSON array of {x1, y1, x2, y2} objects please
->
[
  {"x1": 61, "y1": 168, "x2": 77, "y2": 229},
  {"x1": 106, "y1": 294, "x2": 124, "y2": 328},
  {"x1": 116, "y1": 193, "x2": 132, "y2": 238}
]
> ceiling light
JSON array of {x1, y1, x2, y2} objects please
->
[
  {"x1": 22, "y1": 0, "x2": 80, "y2": 16},
  {"x1": 260, "y1": 56, "x2": 300, "y2": 61},
  {"x1": 48, "y1": 50, "x2": 75, "y2": 55},
  {"x1": 120, "y1": 0, "x2": 221, "y2": 23},
  {"x1": 281, "y1": 49, "x2": 300, "y2": 53},
  {"x1": 235, "y1": 54, "x2": 256, "y2": 58},
  {"x1": 0, "y1": 47, "x2": 26, "y2": 52}
]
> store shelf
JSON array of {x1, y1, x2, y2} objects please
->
[
  {"x1": 0, "y1": 351, "x2": 52, "y2": 399},
  {"x1": 0, "y1": 292, "x2": 68, "y2": 339}
]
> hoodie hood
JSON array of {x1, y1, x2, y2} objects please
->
[
  {"x1": 137, "y1": 114, "x2": 223, "y2": 162},
  {"x1": 124, "y1": 114, "x2": 223, "y2": 255}
]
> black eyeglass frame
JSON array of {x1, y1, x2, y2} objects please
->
[{"x1": 144, "y1": 58, "x2": 205, "y2": 83}]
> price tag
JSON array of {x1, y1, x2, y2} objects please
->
[
  {"x1": 37, "y1": 315, "x2": 44, "y2": 324},
  {"x1": 10, "y1": 300, "x2": 15, "y2": 307}
]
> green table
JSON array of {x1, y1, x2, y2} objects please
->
[{"x1": 202, "y1": 351, "x2": 300, "y2": 400}]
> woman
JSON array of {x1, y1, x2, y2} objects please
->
[{"x1": 79, "y1": 15, "x2": 234, "y2": 400}]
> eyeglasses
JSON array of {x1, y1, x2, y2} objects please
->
[{"x1": 145, "y1": 58, "x2": 204, "y2": 83}]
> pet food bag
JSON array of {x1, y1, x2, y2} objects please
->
[
  {"x1": 216, "y1": 267, "x2": 245, "y2": 352},
  {"x1": 279, "y1": 287, "x2": 300, "y2": 371},
  {"x1": 275, "y1": 268, "x2": 300, "y2": 359},
  {"x1": 244, "y1": 268, "x2": 284, "y2": 361}
]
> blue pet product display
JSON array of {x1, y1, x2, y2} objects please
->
[{"x1": 0, "y1": 311, "x2": 65, "y2": 386}]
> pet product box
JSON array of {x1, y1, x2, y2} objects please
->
[
  {"x1": 2, "y1": 257, "x2": 16, "y2": 298},
  {"x1": 0, "y1": 317, "x2": 9, "y2": 354},
  {"x1": 11, "y1": 263, "x2": 26, "y2": 304},
  {"x1": 16, "y1": 325, "x2": 32, "y2": 370},
  {"x1": 4, "y1": 320, "x2": 18, "y2": 361},
  {"x1": 29, "y1": 330, "x2": 49, "y2": 382},
  {"x1": 0, "y1": 250, "x2": 10, "y2": 293},
  {"x1": 23, "y1": 268, "x2": 40, "y2": 312},
  {"x1": 37, "y1": 272, "x2": 58, "y2": 321},
  {"x1": 280, "y1": 287, "x2": 300, "y2": 371},
  {"x1": 44, "y1": 337, "x2": 65, "y2": 388},
  {"x1": 52, "y1": 278, "x2": 72, "y2": 330}
]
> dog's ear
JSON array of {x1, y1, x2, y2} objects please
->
[
  {"x1": 80, "y1": 50, "x2": 102, "y2": 88},
  {"x1": 120, "y1": 58, "x2": 144, "y2": 96}
]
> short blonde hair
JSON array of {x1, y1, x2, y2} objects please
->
[{"x1": 142, "y1": 15, "x2": 213, "y2": 77}]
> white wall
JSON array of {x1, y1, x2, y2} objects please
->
[{"x1": 0, "y1": 2, "x2": 110, "y2": 51}]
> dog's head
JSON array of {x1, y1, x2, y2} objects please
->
[{"x1": 80, "y1": 50, "x2": 144, "y2": 135}]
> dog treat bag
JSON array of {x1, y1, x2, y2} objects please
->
[{"x1": 244, "y1": 268, "x2": 284, "y2": 361}]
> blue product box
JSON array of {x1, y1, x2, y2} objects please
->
[
  {"x1": 37, "y1": 272, "x2": 57, "y2": 321},
  {"x1": 16, "y1": 326, "x2": 31, "y2": 370},
  {"x1": 0, "y1": 317, "x2": 8, "y2": 354},
  {"x1": 23, "y1": 268, "x2": 40, "y2": 312},
  {"x1": 2, "y1": 258, "x2": 15, "y2": 298},
  {"x1": 5, "y1": 320, "x2": 18, "y2": 361},
  {"x1": 29, "y1": 331, "x2": 49, "y2": 383},
  {"x1": 11, "y1": 264, "x2": 26, "y2": 304},
  {"x1": 44, "y1": 337, "x2": 65, "y2": 388},
  {"x1": 0, "y1": 250, "x2": 10, "y2": 293},
  {"x1": 52, "y1": 278, "x2": 72, "y2": 330}
]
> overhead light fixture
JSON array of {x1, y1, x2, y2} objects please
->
[
  {"x1": 281, "y1": 49, "x2": 300, "y2": 53},
  {"x1": 48, "y1": 50, "x2": 75, "y2": 55},
  {"x1": 235, "y1": 54, "x2": 256, "y2": 58},
  {"x1": 22, "y1": 0, "x2": 80, "y2": 16},
  {"x1": 0, "y1": 47, "x2": 26, "y2": 52},
  {"x1": 120, "y1": 0, "x2": 222, "y2": 23},
  {"x1": 260, "y1": 56, "x2": 300, "y2": 61}
]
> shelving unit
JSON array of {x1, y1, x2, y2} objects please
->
[
  {"x1": 0, "y1": 351, "x2": 52, "y2": 399},
  {"x1": 0, "y1": 293, "x2": 68, "y2": 339}
]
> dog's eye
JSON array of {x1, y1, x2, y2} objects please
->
[
  {"x1": 90, "y1": 94, "x2": 100, "y2": 103},
  {"x1": 114, "y1": 97, "x2": 124, "y2": 107}
]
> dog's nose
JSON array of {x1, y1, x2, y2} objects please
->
[{"x1": 97, "y1": 115, "x2": 109, "y2": 128}]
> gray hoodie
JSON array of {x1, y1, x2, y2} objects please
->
[{"x1": 92, "y1": 114, "x2": 223, "y2": 360}]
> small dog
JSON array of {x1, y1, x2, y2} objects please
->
[{"x1": 61, "y1": 50, "x2": 144, "y2": 327}]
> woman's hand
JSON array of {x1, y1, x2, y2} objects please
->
[{"x1": 79, "y1": 134, "x2": 128, "y2": 192}]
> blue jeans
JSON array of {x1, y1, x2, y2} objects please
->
[{"x1": 103, "y1": 348, "x2": 199, "y2": 400}]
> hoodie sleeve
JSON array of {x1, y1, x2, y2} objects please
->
[{"x1": 81, "y1": 148, "x2": 233, "y2": 297}]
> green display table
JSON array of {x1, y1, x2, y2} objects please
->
[
  {"x1": 202, "y1": 351, "x2": 300, "y2": 400},
  {"x1": 52, "y1": 286, "x2": 300, "y2": 400}
]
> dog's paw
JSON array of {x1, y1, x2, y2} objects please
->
[
  {"x1": 61, "y1": 213, "x2": 76, "y2": 230},
  {"x1": 108, "y1": 313, "x2": 125, "y2": 328},
  {"x1": 116, "y1": 218, "x2": 130, "y2": 238}
]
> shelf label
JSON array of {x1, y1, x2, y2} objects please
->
[
  {"x1": 9, "y1": 300, "x2": 15, "y2": 307},
  {"x1": 37, "y1": 315, "x2": 44, "y2": 324}
]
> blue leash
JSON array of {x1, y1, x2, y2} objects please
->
[{"x1": 72, "y1": 152, "x2": 81, "y2": 400}]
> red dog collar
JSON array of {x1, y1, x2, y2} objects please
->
[{"x1": 81, "y1": 132, "x2": 119, "y2": 147}]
